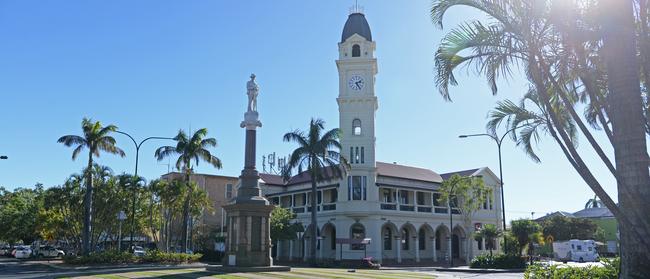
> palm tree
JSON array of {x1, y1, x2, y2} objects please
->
[
  {"x1": 58, "y1": 118, "x2": 125, "y2": 254},
  {"x1": 432, "y1": 0, "x2": 650, "y2": 272},
  {"x1": 474, "y1": 224, "x2": 501, "y2": 257},
  {"x1": 282, "y1": 118, "x2": 348, "y2": 264},
  {"x1": 154, "y1": 128, "x2": 222, "y2": 253}
]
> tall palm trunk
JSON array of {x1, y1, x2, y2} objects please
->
[
  {"x1": 180, "y1": 172, "x2": 192, "y2": 253},
  {"x1": 309, "y1": 170, "x2": 318, "y2": 264},
  {"x1": 83, "y1": 151, "x2": 94, "y2": 255},
  {"x1": 602, "y1": 0, "x2": 650, "y2": 277}
]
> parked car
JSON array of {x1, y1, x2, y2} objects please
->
[
  {"x1": 0, "y1": 245, "x2": 13, "y2": 256},
  {"x1": 13, "y1": 246, "x2": 32, "y2": 259},
  {"x1": 132, "y1": 246, "x2": 145, "y2": 257},
  {"x1": 37, "y1": 246, "x2": 65, "y2": 258}
]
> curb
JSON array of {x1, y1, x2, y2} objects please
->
[{"x1": 435, "y1": 267, "x2": 525, "y2": 273}]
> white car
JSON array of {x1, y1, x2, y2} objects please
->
[
  {"x1": 13, "y1": 246, "x2": 32, "y2": 259},
  {"x1": 38, "y1": 246, "x2": 65, "y2": 258},
  {"x1": 132, "y1": 246, "x2": 145, "y2": 257}
]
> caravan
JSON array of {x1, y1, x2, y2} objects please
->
[{"x1": 553, "y1": 239, "x2": 600, "y2": 262}]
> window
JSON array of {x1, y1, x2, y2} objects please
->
[
  {"x1": 477, "y1": 237, "x2": 483, "y2": 250},
  {"x1": 433, "y1": 193, "x2": 441, "y2": 206},
  {"x1": 361, "y1": 146, "x2": 364, "y2": 164},
  {"x1": 417, "y1": 192, "x2": 425, "y2": 205},
  {"x1": 418, "y1": 229, "x2": 426, "y2": 250},
  {"x1": 348, "y1": 176, "x2": 367, "y2": 200},
  {"x1": 226, "y1": 184, "x2": 233, "y2": 199},
  {"x1": 489, "y1": 195, "x2": 494, "y2": 210},
  {"x1": 355, "y1": 147, "x2": 359, "y2": 163},
  {"x1": 351, "y1": 224, "x2": 365, "y2": 250},
  {"x1": 352, "y1": 44, "x2": 361, "y2": 57},
  {"x1": 330, "y1": 189, "x2": 338, "y2": 202},
  {"x1": 435, "y1": 230, "x2": 441, "y2": 250},
  {"x1": 350, "y1": 147, "x2": 354, "y2": 164},
  {"x1": 318, "y1": 191, "x2": 322, "y2": 204},
  {"x1": 399, "y1": 190, "x2": 410, "y2": 204},
  {"x1": 577, "y1": 245, "x2": 582, "y2": 251},
  {"x1": 383, "y1": 228, "x2": 392, "y2": 250},
  {"x1": 331, "y1": 227, "x2": 336, "y2": 250},
  {"x1": 353, "y1": 119, "x2": 361, "y2": 135},
  {"x1": 401, "y1": 229, "x2": 410, "y2": 250},
  {"x1": 382, "y1": 188, "x2": 393, "y2": 203}
]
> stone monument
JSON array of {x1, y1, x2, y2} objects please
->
[{"x1": 221, "y1": 74, "x2": 277, "y2": 268}]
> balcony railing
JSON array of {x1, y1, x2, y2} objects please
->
[
  {"x1": 434, "y1": 207, "x2": 448, "y2": 214},
  {"x1": 417, "y1": 206, "x2": 432, "y2": 213},
  {"x1": 380, "y1": 203, "x2": 397, "y2": 210},
  {"x1": 292, "y1": 207, "x2": 305, "y2": 213},
  {"x1": 322, "y1": 204, "x2": 336, "y2": 211},
  {"x1": 399, "y1": 205, "x2": 415, "y2": 211}
]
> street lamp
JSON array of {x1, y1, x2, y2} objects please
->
[
  {"x1": 0, "y1": 156, "x2": 7, "y2": 159},
  {"x1": 458, "y1": 126, "x2": 519, "y2": 252},
  {"x1": 115, "y1": 130, "x2": 174, "y2": 249}
]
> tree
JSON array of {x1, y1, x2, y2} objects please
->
[
  {"x1": 511, "y1": 219, "x2": 543, "y2": 261},
  {"x1": 58, "y1": 118, "x2": 125, "y2": 254},
  {"x1": 475, "y1": 223, "x2": 501, "y2": 257},
  {"x1": 155, "y1": 128, "x2": 222, "y2": 253},
  {"x1": 282, "y1": 118, "x2": 347, "y2": 264},
  {"x1": 600, "y1": 0, "x2": 650, "y2": 276},
  {"x1": 431, "y1": 0, "x2": 650, "y2": 274},
  {"x1": 0, "y1": 186, "x2": 43, "y2": 244},
  {"x1": 541, "y1": 216, "x2": 599, "y2": 242},
  {"x1": 436, "y1": 174, "x2": 492, "y2": 260},
  {"x1": 270, "y1": 207, "x2": 302, "y2": 244}
]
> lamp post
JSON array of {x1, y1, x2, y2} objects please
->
[
  {"x1": 458, "y1": 126, "x2": 519, "y2": 252},
  {"x1": 115, "y1": 131, "x2": 173, "y2": 249}
]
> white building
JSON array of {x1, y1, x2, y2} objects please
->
[{"x1": 258, "y1": 11, "x2": 503, "y2": 265}]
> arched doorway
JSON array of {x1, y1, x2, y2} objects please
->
[
  {"x1": 434, "y1": 225, "x2": 450, "y2": 262},
  {"x1": 381, "y1": 222, "x2": 399, "y2": 261},
  {"x1": 452, "y1": 234, "x2": 460, "y2": 259},
  {"x1": 321, "y1": 223, "x2": 336, "y2": 259}
]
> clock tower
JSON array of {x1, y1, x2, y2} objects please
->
[{"x1": 336, "y1": 11, "x2": 378, "y2": 204}]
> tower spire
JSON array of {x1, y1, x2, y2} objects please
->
[{"x1": 349, "y1": 0, "x2": 364, "y2": 15}]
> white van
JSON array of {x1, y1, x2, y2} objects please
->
[{"x1": 553, "y1": 239, "x2": 600, "y2": 262}]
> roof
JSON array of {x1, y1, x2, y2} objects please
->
[
  {"x1": 440, "y1": 169, "x2": 480, "y2": 180},
  {"x1": 259, "y1": 166, "x2": 341, "y2": 186},
  {"x1": 573, "y1": 207, "x2": 615, "y2": 219},
  {"x1": 376, "y1": 162, "x2": 443, "y2": 183},
  {"x1": 341, "y1": 13, "x2": 372, "y2": 42},
  {"x1": 535, "y1": 211, "x2": 576, "y2": 222}
]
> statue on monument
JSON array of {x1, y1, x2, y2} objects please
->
[{"x1": 247, "y1": 73, "x2": 259, "y2": 112}]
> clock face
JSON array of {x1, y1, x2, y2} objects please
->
[{"x1": 348, "y1": 75, "x2": 365, "y2": 91}]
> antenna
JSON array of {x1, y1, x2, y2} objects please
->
[{"x1": 349, "y1": 0, "x2": 364, "y2": 14}]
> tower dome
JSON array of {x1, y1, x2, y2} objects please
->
[{"x1": 341, "y1": 12, "x2": 372, "y2": 42}]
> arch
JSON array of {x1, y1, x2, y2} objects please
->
[
  {"x1": 452, "y1": 225, "x2": 466, "y2": 238},
  {"x1": 381, "y1": 222, "x2": 399, "y2": 251},
  {"x1": 418, "y1": 224, "x2": 434, "y2": 251},
  {"x1": 350, "y1": 223, "x2": 366, "y2": 250},
  {"x1": 400, "y1": 223, "x2": 417, "y2": 251},
  {"x1": 321, "y1": 222, "x2": 336, "y2": 258},
  {"x1": 435, "y1": 224, "x2": 450, "y2": 254},
  {"x1": 352, "y1": 44, "x2": 361, "y2": 57},
  {"x1": 352, "y1": 119, "x2": 362, "y2": 136}
]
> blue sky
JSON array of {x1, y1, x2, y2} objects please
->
[{"x1": 0, "y1": 0, "x2": 617, "y2": 222}]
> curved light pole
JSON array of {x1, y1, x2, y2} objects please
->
[
  {"x1": 0, "y1": 156, "x2": 7, "y2": 160},
  {"x1": 458, "y1": 126, "x2": 519, "y2": 253},
  {"x1": 115, "y1": 130, "x2": 173, "y2": 249}
]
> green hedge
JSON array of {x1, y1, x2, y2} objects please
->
[
  {"x1": 470, "y1": 254, "x2": 527, "y2": 269},
  {"x1": 524, "y1": 258, "x2": 619, "y2": 279},
  {"x1": 63, "y1": 250, "x2": 202, "y2": 265}
]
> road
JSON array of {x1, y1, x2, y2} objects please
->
[
  {"x1": 0, "y1": 257, "x2": 59, "y2": 279},
  {"x1": 0, "y1": 258, "x2": 525, "y2": 279}
]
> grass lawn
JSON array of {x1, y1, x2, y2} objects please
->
[{"x1": 59, "y1": 267, "x2": 435, "y2": 279}]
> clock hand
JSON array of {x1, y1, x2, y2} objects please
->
[{"x1": 355, "y1": 81, "x2": 361, "y2": 89}]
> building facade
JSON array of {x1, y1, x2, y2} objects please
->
[{"x1": 256, "y1": 11, "x2": 504, "y2": 264}]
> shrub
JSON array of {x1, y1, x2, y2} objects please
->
[
  {"x1": 524, "y1": 258, "x2": 619, "y2": 279},
  {"x1": 63, "y1": 250, "x2": 202, "y2": 265},
  {"x1": 197, "y1": 249, "x2": 223, "y2": 263},
  {"x1": 470, "y1": 254, "x2": 527, "y2": 269}
]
